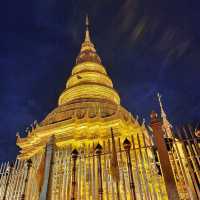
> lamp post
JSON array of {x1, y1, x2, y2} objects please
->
[
  {"x1": 95, "y1": 143, "x2": 103, "y2": 200},
  {"x1": 123, "y1": 138, "x2": 136, "y2": 200},
  {"x1": 71, "y1": 149, "x2": 79, "y2": 200}
]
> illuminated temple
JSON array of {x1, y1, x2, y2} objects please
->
[{"x1": 0, "y1": 17, "x2": 199, "y2": 200}]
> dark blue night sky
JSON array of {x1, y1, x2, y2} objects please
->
[{"x1": 0, "y1": 0, "x2": 200, "y2": 162}]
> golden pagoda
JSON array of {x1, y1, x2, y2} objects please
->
[
  {"x1": 16, "y1": 16, "x2": 151, "y2": 160},
  {"x1": 0, "y1": 16, "x2": 199, "y2": 200}
]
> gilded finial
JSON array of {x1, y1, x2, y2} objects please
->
[
  {"x1": 157, "y1": 92, "x2": 173, "y2": 137},
  {"x1": 157, "y1": 92, "x2": 161, "y2": 99},
  {"x1": 84, "y1": 15, "x2": 91, "y2": 42},
  {"x1": 16, "y1": 132, "x2": 20, "y2": 139},
  {"x1": 157, "y1": 92, "x2": 168, "y2": 119},
  {"x1": 75, "y1": 14, "x2": 101, "y2": 64},
  {"x1": 157, "y1": 92, "x2": 170, "y2": 122},
  {"x1": 86, "y1": 14, "x2": 89, "y2": 27},
  {"x1": 34, "y1": 120, "x2": 39, "y2": 128},
  {"x1": 157, "y1": 93, "x2": 164, "y2": 112},
  {"x1": 16, "y1": 132, "x2": 21, "y2": 142}
]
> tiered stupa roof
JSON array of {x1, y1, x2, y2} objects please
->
[{"x1": 16, "y1": 17, "x2": 145, "y2": 159}]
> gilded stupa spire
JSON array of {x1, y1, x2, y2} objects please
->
[
  {"x1": 7, "y1": 15, "x2": 197, "y2": 200},
  {"x1": 76, "y1": 15, "x2": 101, "y2": 64},
  {"x1": 84, "y1": 15, "x2": 91, "y2": 42},
  {"x1": 58, "y1": 16, "x2": 120, "y2": 106}
]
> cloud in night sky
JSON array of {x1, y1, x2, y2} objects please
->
[{"x1": 0, "y1": 0, "x2": 200, "y2": 162}]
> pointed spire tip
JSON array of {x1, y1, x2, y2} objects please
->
[
  {"x1": 84, "y1": 14, "x2": 91, "y2": 43},
  {"x1": 157, "y1": 92, "x2": 162, "y2": 99},
  {"x1": 86, "y1": 14, "x2": 89, "y2": 27}
]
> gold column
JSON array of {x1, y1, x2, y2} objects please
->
[
  {"x1": 123, "y1": 138, "x2": 136, "y2": 200},
  {"x1": 71, "y1": 149, "x2": 79, "y2": 200},
  {"x1": 21, "y1": 159, "x2": 32, "y2": 200},
  {"x1": 95, "y1": 143, "x2": 103, "y2": 200},
  {"x1": 150, "y1": 111, "x2": 179, "y2": 200},
  {"x1": 39, "y1": 136, "x2": 55, "y2": 200},
  {"x1": 3, "y1": 162, "x2": 14, "y2": 200},
  {"x1": 110, "y1": 130, "x2": 120, "y2": 200}
]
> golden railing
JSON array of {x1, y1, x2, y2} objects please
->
[
  {"x1": 165, "y1": 126, "x2": 200, "y2": 200},
  {"x1": 0, "y1": 113, "x2": 199, "y2": 200},
  {"x1": 0, "y1": 159, "x2": 40, "y2": 200},
  {"x1": 46, "y1": 135, "x2": 168, "y2": 200}
]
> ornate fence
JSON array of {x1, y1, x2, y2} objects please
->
[
  {"x1": 48, "y1": 133, "x2": 168, "y2": 200},
  {"x1": 0, "y1": 113, "x2": 199, "y2": 200},
  {"x1": 166, "y1": 126, "x2": 200, "y2": 199},
  {"x1": 0, "y1": 159, "x2": 40, "y2": 200}
]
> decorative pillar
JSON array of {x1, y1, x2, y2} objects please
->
[
  {"x1": 110, "y1": 130, "x2": 120, "y2": 200},
  {"x1": 71, "y1": 149, "x2": 79, "y2": 200},
  {"x1": 3, "y1": 162, "x2": 14, "y2": 200},
  {"x1": 95, "y1": 143, "x2": 103, "y2": 200},
  {"x1": 39, "y1": 136, "x2": 55, "y2": 200},
  {"x1": 21, "y1": 159, "x2": 32, "y2": 200},
  {"x1": 150, "y1": 111, "x2": 179, "y2": 200},
  {"x1": 123, "y1": 138, "x2": 136, "y2": 200}
]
